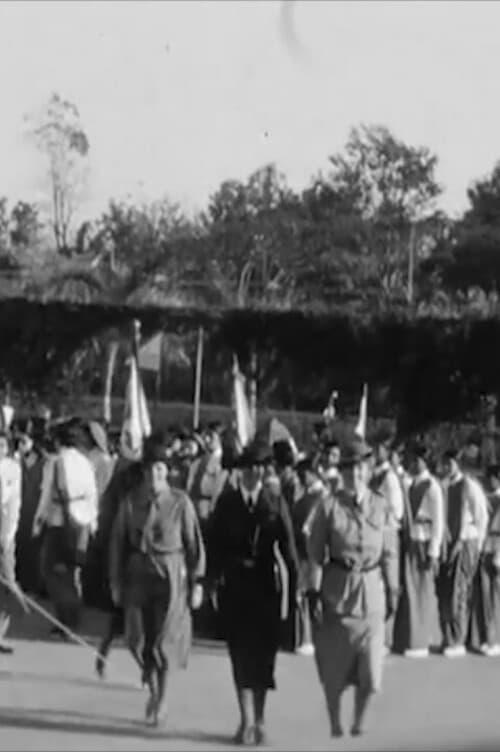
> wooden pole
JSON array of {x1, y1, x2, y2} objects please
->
[
  {"x1": 249, "y1": 344, "x2": 258, "y2": 437},
  {"x1": 407, "y1": 222, "x2": 416, "y2": 305},
  {"x1": 103, "y1": 340, "x2": 119, "y2": 426},
  {"x1": 193, "y1": 327, "x2": 204, "y2": 431},
  {"x1": 132, "y1": 319, "x2": 141, "y2": 360},
  {"x1": 155, "y1": 332, "x2": 163, "y2": 408}
]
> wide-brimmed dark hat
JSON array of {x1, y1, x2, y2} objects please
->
[
  {"x1": 296, "y1": 455, "x2": 317, "y2": 475},
  {"x1": 142, "y1": 433, "x2": 170, "y2": 466},
  {"x1": 235, "y1": 442, "x2": 273, "y2": 469},
  {"x1": 369, "y1": 425, "x2": 395, "y2": 448},
  {"x1": 339, "y1": 437, "x2": 373, "y2": 468},
  {"x1": 272, "y1": 440, "x2": 295, "y2": 467}
]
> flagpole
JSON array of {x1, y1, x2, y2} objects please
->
[
  {"x1": 249, "y1": 344, "x2": 257, "y2": 438},
  {"x1": 155, "y1": 332, "x2": 163, "y2": 408},
  {"x1": 103, "y1": 340, "x2": 119, "y2": 427},
  {"x1": 132, "y1": 319, "x2": 141, "y2": 361},
  {"x1": 193, "y1": 326, "x2": 204, "y2": 431}
]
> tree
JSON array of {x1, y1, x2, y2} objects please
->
[
  {"x1": 0, "y1": 198, "x2": 9, "y2": 253},
  {"x1": 26, "y1": 93, "x2": 89, "y2": 254},
  {"x1": 9, "y1": 201, "x2": 41, "y2": 249},
  {"x1": 204, "y1": 164, "x2": 302, "y2": 307},
  {"x1": 429, "y1": 162, "x2": 500, "y2": 293},
  {"x1": 324, "y1": 124, "x2": 442, "y2": 302}
]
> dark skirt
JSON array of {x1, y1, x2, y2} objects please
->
[
  {"x1": 438, "y1": 539, "x2": 480, "y2": 648},
  {"x1": 469, "y1": 554, "x2": 500, "y2": 649},
  {"x1": 393, "y1": 540, "x2": 441, "y2": 652},
  {"x1": 219, "y1": 567, "x2": 282, "y2": 690}
]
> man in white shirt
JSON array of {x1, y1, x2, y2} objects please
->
[
  {"x1": 438, "y1": 448, "x2": 489, "y2": 657},
  {"x1": 0, "y1": 431, "x2": 24, "y2": 654},
  {"x1": 33, "y1": 420, "x2": 98, "y2": 636}
]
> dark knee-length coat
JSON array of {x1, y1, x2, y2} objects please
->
[{"x1": 210, "y1": 483, "x2": 299, "y2": 687}]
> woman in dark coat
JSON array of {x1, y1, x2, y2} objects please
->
[{"x1": 210, "y1": 442, "x2": 299, "y2": 746}]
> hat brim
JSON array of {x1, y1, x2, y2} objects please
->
[
  {"x1": 235, "y1": 452, "x2": 272, "y2": 469},
  {"x1": 339, "y1": 449, "x2": 373, "y2": 469}
]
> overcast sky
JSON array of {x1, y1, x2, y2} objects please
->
[{"x1": 0, "y1": 1, "x2": 499, "y2": 220}]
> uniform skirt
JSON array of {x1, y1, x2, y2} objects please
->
[
  {"x1": 313, "y1": 612, "x2": 385, "y2": 698},
  {"x1": 123, "y1": 551, "x2": 192, "y2": 670}
]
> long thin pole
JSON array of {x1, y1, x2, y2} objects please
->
[
  {"x1": 132, "y1": 319, "x2": 141, "y2": 361},
  {"x1": 407, "y1": 222, "x2": 416, "y2": 305},
  {"x1": 155, "y1": 332, "x2": 163, "y2": 407},
  {"x1": 249, "y1": 344, "x2": 258, "y2": 437},
  {"x1": 193, "y1": 327, "x2": 204, "y2": 431},
  {"x1": 103, "y1": 340, "x2": 119, "y2": 426}
]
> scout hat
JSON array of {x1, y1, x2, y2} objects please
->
[
  {"x1": 236, "y1": 441, "x2": 273, "y2": 469},
  {"x1": 339, "y1": 436, "x2": 373, "y2": 468}
]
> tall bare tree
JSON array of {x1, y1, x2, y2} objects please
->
[{"x1": 27, "y1": 93, "x2": 89, "y2": 254}]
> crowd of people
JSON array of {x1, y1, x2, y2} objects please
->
[{"x1": 0, "y1": 411, "x2": 499, "y2": 741}]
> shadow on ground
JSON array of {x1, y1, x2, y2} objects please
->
[
  {"x1": 0, "y1": 706, "x2": 237, "y2": 746},
  {"x1": 0, "y1": 669, "x2": 138, "y2": 693}
]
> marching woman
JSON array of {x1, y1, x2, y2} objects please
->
[
  {"x1": 306, "y1": 437, "x2": 399, "y2": 738},
  {"x1": 108, "y1": 433, "x2": 206, "y2": 726},
  {"x1": 210, "y1": 442, "x2": 299, "y2": 746}
]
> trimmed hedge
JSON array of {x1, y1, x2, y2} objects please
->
[{"x1": 0, "y1": 297, "x2": 497, "y2": 433}]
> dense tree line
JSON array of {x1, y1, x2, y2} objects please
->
[{"x1": 2, "y1": 93, "x2": 500, "y2": 416}]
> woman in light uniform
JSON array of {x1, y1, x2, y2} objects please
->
[
  {"x1": 306, "y1": 437, "x2": 398, "y2": 738},
  {"x1": 109, "y1": 434, "x2": 205, "y2": 726}
]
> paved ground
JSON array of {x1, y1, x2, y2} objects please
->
[{"x1": 1, "y1": 606, "x2": 500, "y2": 751}]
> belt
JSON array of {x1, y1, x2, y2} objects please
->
[{"x1": 329, "y1": 557, "x2": 380, "y2": 574}]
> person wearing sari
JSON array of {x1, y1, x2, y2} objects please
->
[
  {"x1": 109, "y1": 434, "x2": 205, "y2": 726},
  {"x1": 469, "y1": 464, "x2": 500, "y2": 656},
  {"x1": 393, "y1": 443, "x2": 444, "y2": 657},
  {"x1": 306, "y1": 437, "x2": 398, "y2": 738},
  {"x1": 210, "y1": 442, "x2": 299, "y2": 747}
]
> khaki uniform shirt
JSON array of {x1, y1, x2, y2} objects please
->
[{"x1": 307, "y1": 487, "x2": 398, "y2": 618}]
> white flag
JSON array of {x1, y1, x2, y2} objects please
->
[
  {"x1": 232, "y1": 355, "x2": 255, "y2": 452},
  {"x1": 138, "y1": 332, "x2": 163, "y2": 372},
  {"x1": 1, "y1": 405, "x2": 14, "y2": 430},
  {"x1": 120, "y1": 354, "x2": 152, "y2": 461},
  {"x1": 355, "y1": 384, "x2": 368, "y2": 439}
]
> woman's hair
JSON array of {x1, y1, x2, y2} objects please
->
[{"x1": 142, "y1": 432, "x2": 170, "y2": 467}]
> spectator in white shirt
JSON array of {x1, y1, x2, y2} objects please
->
[
  {"x1": 0, "y1": 431, "x2": 24, "y2": 653},
  {"x1": 34, "y1": 421, "x2": 98, "y2": 637}
]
